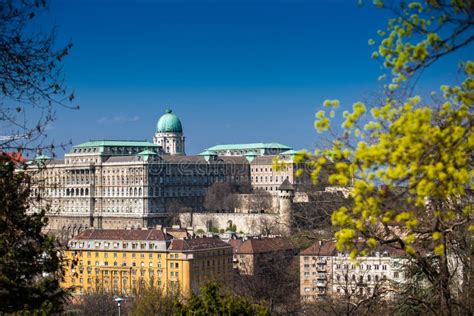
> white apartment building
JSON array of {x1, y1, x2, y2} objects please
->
[{"x1": 300, "y1": 240, "x2": 407, "y2": 302}]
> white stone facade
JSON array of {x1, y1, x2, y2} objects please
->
[{"x1": 300, "y1": 241, "x2": 407, "y2": 302}]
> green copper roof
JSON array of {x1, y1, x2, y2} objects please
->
[
  {"x1": 156, "y1": 109, "x2": 183, "y2": 133},
  {"x1": 206, "y1": 143, "x2": 291, "y2": 151},
  {"x1": 137, "y1": 150, "x2": 159, "y2": 162},
  {"x1": 244, "y1": 151, "x2": 257, "y2": 156},
  {"x1": 137, "y1": 150, "x2": 158, "y2": 156},
  {"x1": 34, "y1": 155, "x2": 52, "y2": 160},
  {"x1": 280, "y1": 149, "x2": 299, "y2": 155},
  {"x1": 198, "y1": 150, "x2": 216, "y2": 156},
  {"x1": 74, "y1": 140, "x2": 159, "y2": 148}
]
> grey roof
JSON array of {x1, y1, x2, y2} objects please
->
[
  {"x1": 251, "y1": 155, "x2": 277, "y2": 165},
  {"x1": 103, "y1": 156, "x2": 138, "y2": 163},
  {"x1": 279, "y1": 179, "x2": 295, "y2": 191}
]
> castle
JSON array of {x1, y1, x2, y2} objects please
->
[{"x1": 26, "y1": 109, "x2": 326, "y2": 238}]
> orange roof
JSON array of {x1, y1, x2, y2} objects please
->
[
  {"x1": 2, "y1": 151, "x2": 26, "y2": 163},
  {"x1": 166, "y1": 228, "x2": 190, "y2": 240},
  {"x1": 234, "y1": 237, "x2": 297, "y2": 254},
  {"x1": 227, "y1": 239, "x2": 243, "y2": 253}
]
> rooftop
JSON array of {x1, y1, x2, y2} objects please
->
[
  {"x1": 73, "y1": 229, "x2": 168, "y2": 241},
  {"x1": 206, "y1": 143, "x2": 291, "y2": 151},
  {"x1": 234, "y1": 237, "x2": 297, "y2": 254},
  {"x1": 168, "y1": 237, "x2": 232, "y2": 251},
  {"x1": 301, "y1": 240, "x2": 406, "y2": 257},
  {"x1": 279, "y1": 179, "x2": 295, "y2": 191},
  {"x1": 74, "y1": 140, "x2": 160, "y2": 149},
  {"x1": 156, "y1": 109, "x2": 183, "y2": 133}
]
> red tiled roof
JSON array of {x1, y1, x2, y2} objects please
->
[
  {"x1": 73, "y1": 229, "x2": 168, "y2": 241},
  {"x1": 227, "y1": 239, "x2": 243, "y2": 253},
  {"x1": 166, "y1": 228, "x2": 190, "y2": 240},
  {"x1": 2, "y1": 152, "x2": 26, "y2": 163},
  {"x1": 235, "y1": 237, "x2": 297, "y2": 254},
  {"x1": 168, "y1": 237, "x2": 232, "y2": 251},
  {"x1": 300, "y1": 241, "x2": 338, "y2": 256}
]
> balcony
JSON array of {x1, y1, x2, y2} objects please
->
[
  {"x1": 316, "y1": 264, "x2": 326, "y2": 272},
  {"x1": 315, "y1": 281, "x2": 327, "y2": 288}
]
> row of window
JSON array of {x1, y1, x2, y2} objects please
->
[
  {"x1": 252, "y1": 175, "x2": 288, "y2": 183},
  {"x1": 335, "y1": 263, "x2": 388, "y2": 271}
]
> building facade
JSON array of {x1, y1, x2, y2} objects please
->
[
  {"x1": 26, "y1": 109, "x2": 315, "y2": 237},
  {"x1": 63, "y1": 229, "x2": 233, "y2": 296},
  {"x1": 230, "y1": 237, "x2": 298, "y2": 275},
  {"x1": 300, "y1": 241, "x2": 407, "y2": 302}
]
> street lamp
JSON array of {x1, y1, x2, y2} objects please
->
[{"x1": 114, "y1": 296, "x2": 124, "y2": 316}]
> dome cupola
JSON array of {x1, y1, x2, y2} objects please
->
[
  {"x1": 156, "y1": 109, "x2": 183, "y2": 133},
  {"x1": 153, "y1": 108, "x2": 186, "y2": 155}
]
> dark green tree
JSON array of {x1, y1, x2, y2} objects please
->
[
  {"x1": 0, "y1": 154, "x2": 67, "y2": 314},
  {"x1": 174, "y1": 282, "x2": 270, "y2": 316}
]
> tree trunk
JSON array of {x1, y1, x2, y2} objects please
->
[{"x1": 439, "y1": 239, "x2": 452, "y2": 316}]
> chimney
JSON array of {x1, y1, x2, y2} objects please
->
[{"x1": 186, "y1": 227, "x2": 194, "y2": 237}]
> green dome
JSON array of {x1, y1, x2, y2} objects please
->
[{"x1": 156, "y1": 109, "x2": 183, "y2": 133}]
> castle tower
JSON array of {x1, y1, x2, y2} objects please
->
[
  {"x1": 278, "y1": 179, "x2": 295, "y2": 235},
  {"x1": 153, "y1": 109, "x2": 185, "y2": 155}
]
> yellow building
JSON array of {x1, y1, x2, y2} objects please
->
[{"x1": 63, "y1": 229, "x2": 233, "y2": 296}]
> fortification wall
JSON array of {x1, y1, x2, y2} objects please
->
[{"x1": 179, "y1": 212, "x2": 288, "y2": 235}]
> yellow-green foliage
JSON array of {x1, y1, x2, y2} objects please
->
[{"x1": 311, "y1": 0, "x2": 473, "y2": 258}]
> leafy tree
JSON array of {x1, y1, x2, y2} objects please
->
[
  {"x1": 174, "y1": 282, "x2": 270, "y2": 316},
  {"x1": 299, "y1": 1, "x2": 473, "y2": 314},
  {"x1": 128, "y1": 287, "x2": 176, "y2": 316},
  {"x1": 0, "y1": 154, "x2": 67, "y2": 314},
  {"x1": 65, "y1": 291, "x2": 120, "y2": 316},
  {"x1": 204, "y1": 182, "x2": 239, "y2": 212},
  {"x1": 0, "y1": 0, "x2": 76, "y2": 155},
  {"x1": 233, "y1": 252, "x2": 301, "y2": 315},
  {"x1": 248, "y1": 190, "x2": 273, "y2": 213}
]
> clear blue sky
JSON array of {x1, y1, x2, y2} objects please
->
[{"x1": 41, "y1": 0, "x2": 469, "y2": 155}]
